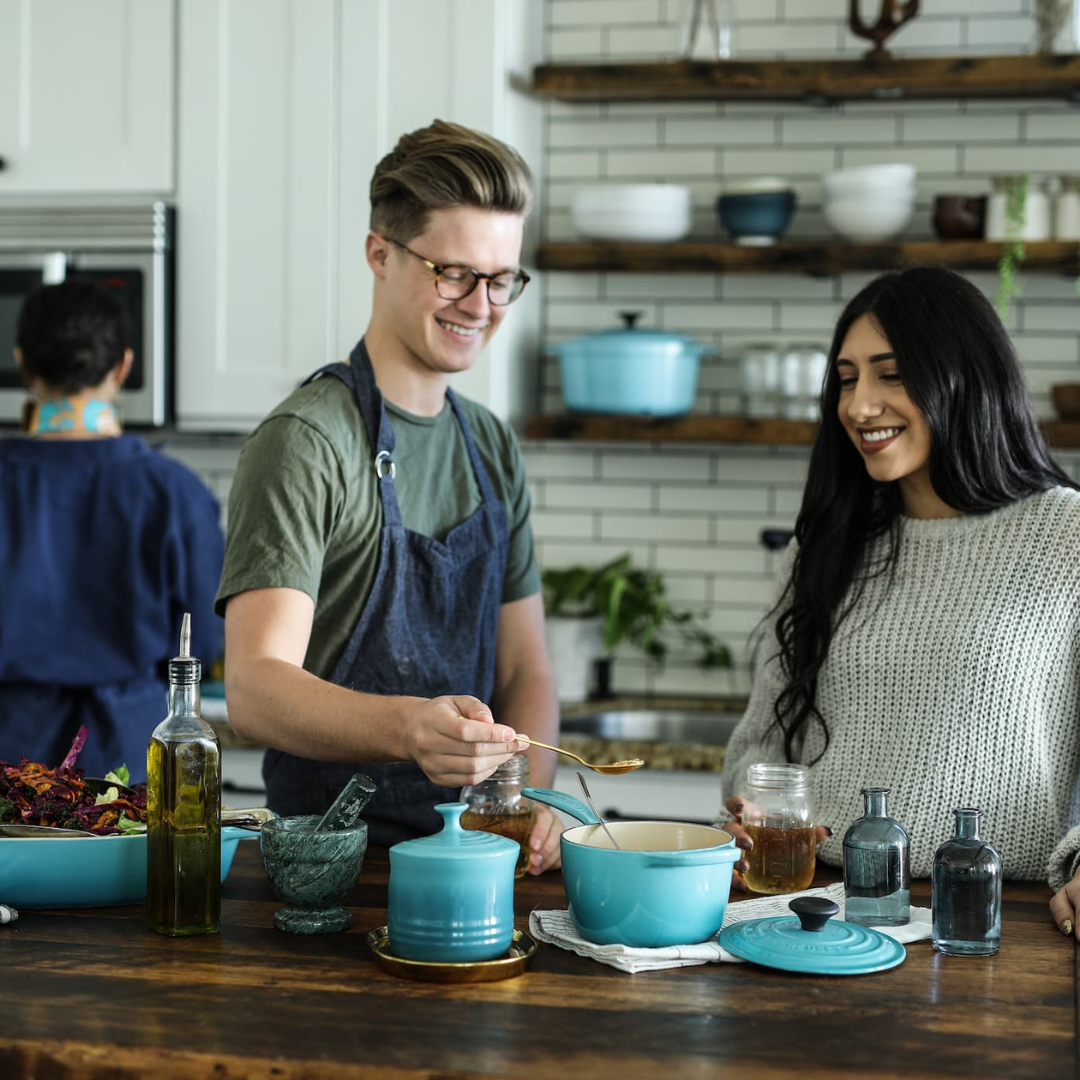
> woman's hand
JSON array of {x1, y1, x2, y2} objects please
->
[
  {"x1": 1049, "y1": 864, "x2": 1080, "y2": 939},
  {"x1": 722, "y1": 794, "x2": 832, "y2": 893},
  {"x1": 525, "y1": 803, "x2": 563, "y2": 875}
]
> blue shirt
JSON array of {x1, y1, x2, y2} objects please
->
[{"x1": 0, "y1": 434, "x2": 225, "y2": 780}]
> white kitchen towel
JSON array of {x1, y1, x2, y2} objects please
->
[{"x1": 528, "y1": 882, "x2": 933, "y2": 973}]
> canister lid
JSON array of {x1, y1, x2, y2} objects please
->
[
  {"x1": 390, "y1": 803, "x2": 519, "y2": 861},
  {"x1": 719, "y1": 897, "x2": 906, "y2": 975}
]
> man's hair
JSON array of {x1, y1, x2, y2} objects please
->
[
  {"x1": 370, "y1": 119, "x2": 533, "y2": 241},
  {"x1": 16, "y1": 277, "x2": 132, "y2": 394}
]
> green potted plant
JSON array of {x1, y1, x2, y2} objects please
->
[{"x1": 541, "y1": 554, "x2": 731, "y2": 702}]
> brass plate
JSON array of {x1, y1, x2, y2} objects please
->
[{"x1": 366, "y1": 926, "x2": 537, "y2": 983}]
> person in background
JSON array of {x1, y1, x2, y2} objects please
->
[
  {"x1": 217, "y1": 119, "x2": 563, "y2": 868},
  {"x1": 718, "y1": 266, "x2": 1080, "y2": 936},
  {"x1": 0, "y1": 278, "x2": 225, "y2": 779}
]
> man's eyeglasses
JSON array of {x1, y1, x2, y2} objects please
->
[{"x1": 384, "y1": 236, "x2": 530, "y2": 306}]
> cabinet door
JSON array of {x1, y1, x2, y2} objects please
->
[
  {"x1": 0, "y1": 0, "x2": 174, "y2": 194},
  {"x1": 175, "y1": 0, "x2": 542, "y2": 431}
]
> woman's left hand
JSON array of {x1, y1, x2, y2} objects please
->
[
  {"x1": 525, "y1": 803, "x2": 563, "y2": 874},
  {"x1": 1049, "y1": 864, "x2": 1080, "y2": 938}
]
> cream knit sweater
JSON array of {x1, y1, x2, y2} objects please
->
[{"x1": 721, "y1": 486, "x2": 1080, "y2": 888}]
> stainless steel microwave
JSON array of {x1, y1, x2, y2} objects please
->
[{"x1": 0, "y1": 202, "x2": 174, "y2": 428}]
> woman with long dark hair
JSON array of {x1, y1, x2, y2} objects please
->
[{"x1": 720, "y1": 266, "x2": 1080, "y2": 936}]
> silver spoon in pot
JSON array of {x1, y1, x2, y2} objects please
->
[{"x1": 576, "y1": 772, "x2": 621, "y2": 851}]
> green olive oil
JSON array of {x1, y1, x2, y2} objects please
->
[{"x1": 146, "y1": 614, "x2": 221, "y2": 936}]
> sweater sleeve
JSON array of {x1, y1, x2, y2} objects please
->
[
  {"x1": 719, "y1": 543, "x2": 798, "y2": 811},
  {"x1": 1049, "y1": 827, "x2": 1080, "y2": 892}
]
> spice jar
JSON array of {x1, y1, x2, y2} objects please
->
[
  {"x1": 742, "y1": 763, "x2": 816, "y2": 894},
  {"x1": 932, "y1": 807, "x2": 1002, "y2": 957},
  {"x1": 461, "y1": 755, "x2": 536, "y2": 878},
  {"x1": 842, "y1": 787, "x2": 910, "y2": 927}
]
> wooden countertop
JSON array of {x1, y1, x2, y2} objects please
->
[{"x1": 1, "y1": 844, "x2": 1072, "y2": 1079}]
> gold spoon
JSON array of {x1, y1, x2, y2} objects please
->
[{"x1": 516, "y1": 735, "x2": 645, "y2": 775}]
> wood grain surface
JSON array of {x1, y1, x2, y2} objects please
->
[
  {"x1": 0, "y1": 844, "x2": 1073, "y2": 1079},
  {"x1": 531, "y1": 54, "x2": 1080, "y2": 103}
]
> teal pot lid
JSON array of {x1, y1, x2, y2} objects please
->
[
  {"x1": 719, "y1": 897, "x2": 906, "y2": 975},
  {"x1": 553, "y1": 311, "x2": 705, "y2": 358},
  {"x1": 390, "y1": 803, "x2": 518, "y2": 861}
]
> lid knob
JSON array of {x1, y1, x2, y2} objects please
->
[
  {"x1": 618, "y1": 310, "x2": 643, "y2": 330},
  {"x1": 789, "y1": 896, "x2": 840, "y2": 932}
]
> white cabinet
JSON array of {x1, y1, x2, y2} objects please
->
[
  {"x1": 0, "y1": 0, "x2": 174, "y2": 194},
  {"x1": 175, "y1": 0, "x2": 543, "y2": 431}
]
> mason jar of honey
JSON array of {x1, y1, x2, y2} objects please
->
[
  {"x1": 460, "y1": 755, "x2": 536, "y2": 879},
  {"x1": 742, "y1": 763, "x2": 816, "y2": 894}
]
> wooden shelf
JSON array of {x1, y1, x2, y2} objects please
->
[
  {"x1": 525, "y1": 414, "x2": 1080, "y2": 450},
  {"x1": 536, "y1": 239, "x2": 1080, "y2": 276},
  {"x1": 532, "y1": 54, "x2": 1080, "y2": 104}
]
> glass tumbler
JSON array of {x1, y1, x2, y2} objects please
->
[
  {"x1": 932, "y1": 807, "x2": 1002, "y2": 957},
  {"x1": 740, "y1": 344, "x2": 781, "y2": 418},
  {"x1": 460, "y1": 755, "x2": 536, "y2": 879},
  {"x1": 742, "y1": 763, "x2": 816, "y2": 894},
  {"x1": 842, "y1": 787, "x2": 910, "y2": 927}
]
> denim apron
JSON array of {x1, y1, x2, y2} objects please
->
[{"x1": 262, "y1": 339, "x2": 510, "y2": 846}]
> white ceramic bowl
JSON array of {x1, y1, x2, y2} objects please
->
[
  {"x1": 720, "y1": 176, "x2": 794, "y2": 196},
  {"x1": 824, "y1": 192, "x2": 915, "y2": 242},
  {"x1": 571, "y1": 184, "x2": 692, "y2": 242},
  {"x1": 822, "y1": 163, "x2": 917, "y2": 199}
]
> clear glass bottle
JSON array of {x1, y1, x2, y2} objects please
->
[
  {"x1": 932, "y1": 808, "x2": 1002, "y2": 957},
  {"x1": 842, "y1": 787, "x2": 910, "y2": 927},
  {"x1": 742, "y1": 763, "x2": 816, "y2": 895},
  {"x1": 146, "y1": 613, "x2": 222, "y2": 936},
  {"x1": 460, "y1": 755, "x2": 536, "y2": 879}
]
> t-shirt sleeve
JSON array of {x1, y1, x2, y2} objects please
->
[
  {"x1": 215, "y1": 415, "x2": 344, "y2": 615},
  {"x1": 499, "y1": 424, "x2": 541, "y2": 605}
]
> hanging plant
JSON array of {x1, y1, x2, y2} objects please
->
[{"x1": 995, "y1": 173, "x2": 1028, "y2": 317}]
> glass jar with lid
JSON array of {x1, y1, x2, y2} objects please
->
[
  {"x1": 460, "y1": 755, "x2": 536, "y2": 879},
  {"x1": 742, "y1": 763, "x2": 816, "y2": 894}
]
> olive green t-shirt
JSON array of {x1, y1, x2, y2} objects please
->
[{"x1": 215, "y1": 373, "x2": 540, "y2": 679}]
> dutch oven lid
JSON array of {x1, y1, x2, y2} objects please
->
[
  {"x1": 390, "y1": 802, "x2": 518, "y2": 861},
  {"x1": 560, "y1": 311, "x2": 702, "y2": 349},
  {"x1": 719, "y1": 897, "x2": 907, "y2": 975}
]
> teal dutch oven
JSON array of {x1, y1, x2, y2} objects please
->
[
  {"x1": 387, "y1": 802, "x2": 518, "y2": 963},
  {"x1": 553, "y1": 311, "x2": 706, "y2": 417},
  {"x1": 524, "y1": 787, "x2": 739, "y2": 947}
]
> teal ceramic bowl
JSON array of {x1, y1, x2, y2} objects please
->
[
  {"x1": 387, "y1": 803, "x2": 518, "y2": 963},
  {"x1": 524, "y1": 787, "x2": 739, "y2": 947},
  {"x1": 0, "y1": 826, "x2": 257, "y2": 909}
]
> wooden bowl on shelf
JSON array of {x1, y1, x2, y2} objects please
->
[{"x1": 1052, "y1": 383, "x2": 1080, "y2": 421}]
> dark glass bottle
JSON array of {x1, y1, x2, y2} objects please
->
[
  {"x1": 843, "y1": 787, "x2": 910, "y2": 926},
  {"x1": 146, "y1": 613, "x2": 222, "y2": 936},
  {"x1": 932, "y1": 808, "x2": 1002, "y2": 957}
]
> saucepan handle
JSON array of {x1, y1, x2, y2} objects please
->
[
  {"x1": 522, "y1": 787, "x2": 599, "y2": 825},
  {"x1": 645, "y1": 845, "x2": 740, "y2": 867}
]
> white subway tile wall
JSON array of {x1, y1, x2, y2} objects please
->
[
  {"x1": 173, "y1": 0, "x2": 1080, "y2": 699},
  {"x1": 529, "y1": 0, "x2": 1080, "y2": 695}
]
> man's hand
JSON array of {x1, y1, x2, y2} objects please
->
[
  {"x1": 402, "y1": 695, "x2": 521, "y2": 787},
  {"x1": 1049, "y1": 864, "x2": 1080, "y2": 939},
  {"x1": 524, "y1": 803, "x2": 563, "y2": 874}
]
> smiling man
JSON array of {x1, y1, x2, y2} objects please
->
[{"x1": 216, "y1": 120, "x2": 562, "y2": 869}]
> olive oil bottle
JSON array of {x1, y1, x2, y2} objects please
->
[{"x1": 146, "y1": 613, "x2": 221, "y2": 935}]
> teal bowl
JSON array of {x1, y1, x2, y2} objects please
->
[
  {"x1": 0, "y1": 826, "x2": 257, "y2": 909},
  {"x1": 717, "y1": 190, "x2": 797, "y2": 244}
]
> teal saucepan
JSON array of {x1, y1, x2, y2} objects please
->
[
  {"x1": 523, "y1": 787, "x2": 739, "y2": 947},
  {"x1": 0, "y1": 826, "x2": 258, "y2": 909}
]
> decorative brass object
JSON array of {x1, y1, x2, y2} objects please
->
[{"x1": 848, "y1": 0, "x2": 920, "y2": 61}]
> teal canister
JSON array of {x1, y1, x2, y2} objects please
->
[{"x1": 387, "y1": 802, "x2": 518, "y2": 962}]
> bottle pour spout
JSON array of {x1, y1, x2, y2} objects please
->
[{"x1": 179, "y1": 612, "x2": 191, "y2": 659}]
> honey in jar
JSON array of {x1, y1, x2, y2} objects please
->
[
  {"x1": 741, "y1": 763, "x2": 816, "y2": 894},
  {"x1": 460, "y1": 755, "x2": 536, "y2": 878}
]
